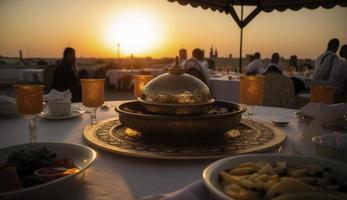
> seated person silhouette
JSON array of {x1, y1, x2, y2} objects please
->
[
  {"x1": 264, "y1": 53, "x2": 306, "y2": 94},
  {"x1": 264, "y1": 53, "x2": 282, "y2": 75},
  {"x1": 183, "y1": 48, "x2": 211, "y2": 86},
  {"x1": 52, "y1": 47, "x2": 81, "y2": 102},
  {"x1": 333, "y1": 44, "x2": 347, "y2": 102},
  {"x1": 245, "y1": 52, "x2": 264, "y2": 75},
  {"x1": 314, "y1": 38, "x2": 341, "y2": 83}
]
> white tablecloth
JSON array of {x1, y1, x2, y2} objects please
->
[
  {"x1": 1, "y1": 101, "x2": 306, "y2": 200},
  {"x1": 20, "y1": 69, "x2": 44, "y2": 82},
  {"x1": 210, "y1": 77, "x2": 240, "y2": 103},
  {"x1": 0, "y1": 68, "x2": 44, "y2": 82}
]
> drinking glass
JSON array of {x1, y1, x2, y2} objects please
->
[
  {"x1": 14, "y1": 85, "x2": 44, "y2": 143},
  {"x1": 240, "y1": 76, "x2": 265, "y2": 117},
  {"x1": 81, "y1": 79, "x2": 105, "y2": 125}
]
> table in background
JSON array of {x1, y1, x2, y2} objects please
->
[
  {"x1": 106, "y1": 69, "x2": 163, "y2": 90},
  {"x1": 0, "y1": 68, "x2": 44, "y2": 83},
  {"x1": 286, "y1": 73, "x2": 313, "y2": 88},
  {"x1": 1, "y1": 101, "x2": 305, "y2": 200},
  {"x1": 210, "y1": 77, "x2": 240, "y2": 103},
  {"x1": 20, "y1": 69, "x2": 44, "y2": 82}
]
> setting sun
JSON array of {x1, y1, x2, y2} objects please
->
[{"x1": 105, "y1": 10, "x2": 162, "y2": 56}]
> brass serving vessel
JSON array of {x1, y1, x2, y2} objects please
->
[
  {"x1": 115, "y1": 100, "x2": 246, "y2": 138},
  {"x1": 138, "y1": 57, "x2": 214, "y2": 115}
]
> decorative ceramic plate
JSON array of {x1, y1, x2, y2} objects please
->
[
  {"x1": 39, "y1": 108, "x2": 86, "y2": 120},
  {"x1": 0, "y1": 143, "x2": 96, "y2": 200},
  {"x1": 83, "y1": 118, "x2": 286, "y2": 159}
]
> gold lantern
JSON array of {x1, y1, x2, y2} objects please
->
[
  {"x1": 133, "y1": 75, "x2": 153, "y2": 97},
  {"x1": 310, "y1": 85, "x2": 335, "y2": 104},
  {"x1": 240, "y1": 76, "x2": 265, "y2": 106}
]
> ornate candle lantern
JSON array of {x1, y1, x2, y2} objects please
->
[{"x1": 240, "y1": 76, "x2": 265, "y2": 106}]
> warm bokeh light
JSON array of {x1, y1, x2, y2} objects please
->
[{"x1": 105, "y1": 9, "x2": 162, "y2": 56}]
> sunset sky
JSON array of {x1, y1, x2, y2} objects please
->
[{"x1": 0, "y1": 0, "x2": 346, "y2": 59}]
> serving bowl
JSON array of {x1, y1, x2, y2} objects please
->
[
  {"x1": 115, "y1": 100, "x2": 245, "y2": 138},
  {"x1": 0, "y1": 143, "x2": 96, "y2": 200},
  {"x1": 312, "y1": 133, "x2": 347, "y2": 163},
  {"x1": 203, "y1": 154, "x2": 347, "y2": 200}
]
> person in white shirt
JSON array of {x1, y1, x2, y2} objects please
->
[
  {"x1": 332, "y1": 44, "x2": 347, "y2": 102},
  {"x1": 199, "y1": 59, "x2": 211, "y2": 86},
  {"x1": 245, "y1": 52, "x2": 264, "y2": 75},
  {"x1": 178, "y1": 48, "x2": 187, "y2": 66},
  {"x1": 183, "y1": 48, "x2": 211, "y2": 86},
  {"x1": 264, "y1": 53, "x2": 282, "y2": 75},
  {"x1": 161, "y1": 48, "x2": 187, "y2": 72},
  {"x1": 314, "y1": 38, "x2": 341, "y2": 83}
]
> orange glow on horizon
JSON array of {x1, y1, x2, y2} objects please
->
[{"x1": 0, "y1": 0, "x2": 346, "y2": 59}]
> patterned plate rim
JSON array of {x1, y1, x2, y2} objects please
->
[{"x1": 83, "y1": 118, "x2": 286, "y2": 160}]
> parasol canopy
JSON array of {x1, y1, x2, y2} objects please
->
[{"x1": 167, "y1": 0, "x2": 347, "y2": 70}]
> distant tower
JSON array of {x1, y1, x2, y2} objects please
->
[
  {"x1": 117, "y1": 43, "x2": 120, "y2": 59},
  {"x1": 19, "y1": 50, "x2": 23, "y2": 62},
  {"x1": 209, "y1": 46, "x2": 219, "y2": 58}
]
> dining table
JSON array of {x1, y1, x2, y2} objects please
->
[
  {"x1": 285, "y1": 72, "x2": 314, "y2": 88},
  {"x1": 20, "y1": 68, "x2": 44, "y2": 82},
  {"x1": 209, "y1": 76, "x2": 240, "y2": 103},
  {"x1": 0, "y1": 100, "x2": 314, "y2": 200},
  {"x1": 0, "y1": 68, "x2": 44, "y2": 83}
]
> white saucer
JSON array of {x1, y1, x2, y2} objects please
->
[{"x1": 39, "y1": 108, "x2": 86, "y2": 120}]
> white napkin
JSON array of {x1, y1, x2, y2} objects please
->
[
  {"x1": 300, "y1": 103, "x2": 347, "y2": 122},
  {"x1": 141, "y1": 180, "x2": 213, "y2": 200},
  {"x1": 43, "y1": 89, "x2": 72, "y2": 101}
]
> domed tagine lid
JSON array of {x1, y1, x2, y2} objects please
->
[{"x1": 139, "y1": 57, "x2": 214, "y2": 106}]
